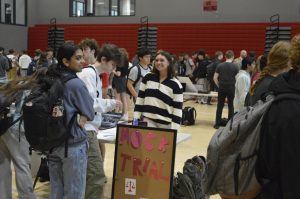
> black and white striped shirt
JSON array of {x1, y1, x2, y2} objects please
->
[{"x1": 134, "y1": 73, "x2": 183, "y2": 130}]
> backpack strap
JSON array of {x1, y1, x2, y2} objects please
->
[
  {"x1": 133, "y1": 65, "x2": 142, "y2": 88},
  {"x1": 86, "y1": 65, "x2": 100, "y2": 97},
  {"x1": 126, "y1": 65, "x2": 141, "y2": 98},
  {"x1": 62, "y1": 74, "x2": 78, "y2": 157},
  {"x1": 86, "y1": 65, "x2": 98, "y2": 85}
]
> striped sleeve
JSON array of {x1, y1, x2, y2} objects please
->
[
  {"x1": 171, "y1": 79, "x2": 183, "y2": 130},
  {"x1": 134, "y1": 74, "x2": 183, "y2": 130}
]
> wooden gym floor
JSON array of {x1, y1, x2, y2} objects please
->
[{"x1": 12, "y1": 99, "x2": 226, "y2": 199}]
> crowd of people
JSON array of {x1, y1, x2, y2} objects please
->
[{"x1": 0, "y1": 33, "x2": 300, "y2": 199}]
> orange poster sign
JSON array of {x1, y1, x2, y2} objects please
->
[{"x1": 112, "y1": 124, "x2": 177, "y2": 199}]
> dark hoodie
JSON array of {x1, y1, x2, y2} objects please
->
[
  {"x1": 59, "y1": 67, "x2": 95, "y2": 144},
  {"x1": 256, "y1": 69, "x2": 300, "y2": 199},
  {"x1": 248, "y1": 75, "x2": 275, "y2": 106}
]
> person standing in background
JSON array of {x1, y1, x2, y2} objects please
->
[
  {"x1": 112, "y1": 48, "x2": 129, "y2": 121},
  {"x1": 183, "y1": 53, "x2": 195, "y2": 77},
  {"x1": 0, "y1": 47, "x2": 9, "y2": 84},
  {"x1": 247, "y1": 41, "x2": 291, "y2": 106},
  {"x1": 233, "y1": 50, "x2": 247, "y2": 69},
  {"x1": 252, "y1": 54, "x2": 267, "y2": 86},
  {"x1": 206, "y1": 51, "x2": 223, "y2": 105},
  {"x1": 213, "y1": 50, "x2": 239, "y2": 129},
  {"x1": 233, "y1": 57, "x2": 255, "y2": 112},
  {"x1": 18, "y1": 50, "x2": 32, "y2": 77},
  {"x1": 45, "y1": 47, "x2": 58, "y2": 65},
  {"x1": 127, "y1": 48, "x2": 152, "y2": 102},
  {"x1": 7, "y1": 49, "x2": 20, "y2": 80}
]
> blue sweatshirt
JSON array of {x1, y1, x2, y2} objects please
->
[{"x1": 61, "y1": 69, "x2": 94, "y2": 144}]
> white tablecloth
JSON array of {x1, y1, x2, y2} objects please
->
[{"x1": 97, "y1": 128, "x2": 191, "y2": 144}]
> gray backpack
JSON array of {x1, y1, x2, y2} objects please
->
[
  {"x1": 204, "y1": 93, "x2": 300, "y2": 196},
  {"x1": 204, "y1": 95, "x2": 272, "y2": 196}
]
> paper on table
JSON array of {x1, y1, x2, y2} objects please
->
[{"x1": 97, "y1": 127, "x2": 192, "y2": 144}]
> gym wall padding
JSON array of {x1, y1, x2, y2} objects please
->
[{"x1": 28, "y1": 22, "x2": 300, "y2": 59}]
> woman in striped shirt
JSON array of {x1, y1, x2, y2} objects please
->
[{"x1": 134, "y1": 51, "x2": 183, "y2": 130}]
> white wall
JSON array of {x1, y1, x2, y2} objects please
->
[
  {"x1": 1, "y1": 0, "x2": 299, "y2": 51},
  {"x1": 31, "y1": 0, "x2": 299, "y2": 25},
  {"x1": 28, "y1": 0, "x2": 37, "y2": 26},
  {"x1": 0, "y1": 24, "x2": 27, "y2": 51},
  {"x1": 0, "y1": 0, "x2": 37, "y2": 51},
  {"x1": 16, "y1": 0, "x2": 25, "y2": 25}
]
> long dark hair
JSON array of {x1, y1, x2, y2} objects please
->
[
  {"x1": 152, "y1": 51, "x2": 176, "y2": 78},
  {"x1": 56, "y1": 43, "x2": 81, "y2": 69}
]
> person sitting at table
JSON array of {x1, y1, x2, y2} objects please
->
[{"x1": 134, "y1": 51, "x2": 183, "y2": 130}]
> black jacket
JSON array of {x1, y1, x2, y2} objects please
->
[
  {"x1": 246, "y1": 75, "x2": 275, "y2": 106},
  {"x1": 192, "y1": 59, "x2": 211, "y2": 82},
  {"x1": 256, "y1": 69, "x2": 300, "y2": 199},
  {"x1": 206, "y1": 58, "x2": 220, "y2": 81}
]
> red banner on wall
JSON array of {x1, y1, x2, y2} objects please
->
[{"x1": 203, "y1": 0, "x2": 218, "y2": 11}]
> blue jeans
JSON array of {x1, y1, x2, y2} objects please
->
[{"x1": 48, "y1": 140, "x2": 88, "y2": 199}]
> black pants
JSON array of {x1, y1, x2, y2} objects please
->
[
  {"x1": 207, "y1": 79, "x2": 217, "y2": 104},
  {"x1": 215, "y1": 85, "x2": 235, "y2": 125}
]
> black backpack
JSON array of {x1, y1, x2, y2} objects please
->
[
  {"x1": 0, "y1": 91, "x2": 22, "y2": 136},
  {"x1": 126, "y1": 64, "x2": 152, "y2": 97},
  {"x1": 182, "y1": 107, "x2": 197, "y2": 125},
  {"x1": 27, "y1": 60, "x2": 38, "y2": 76},
  {"x1": 172, "y1": 156, "x2": 208, "y2": 199},
  {"x1": 126, "y1": 65, "x2": 142, "y2": 97},
  {"x1": 23, "y1": 74, "x2": 77, "y2": 154},
  {"x1": 173, "y1": 172, "x2": 195, "y2": 199}
]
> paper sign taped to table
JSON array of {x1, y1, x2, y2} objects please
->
[{"x1": 111, "y1": 124, "x2": 177, "y2": 199}]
